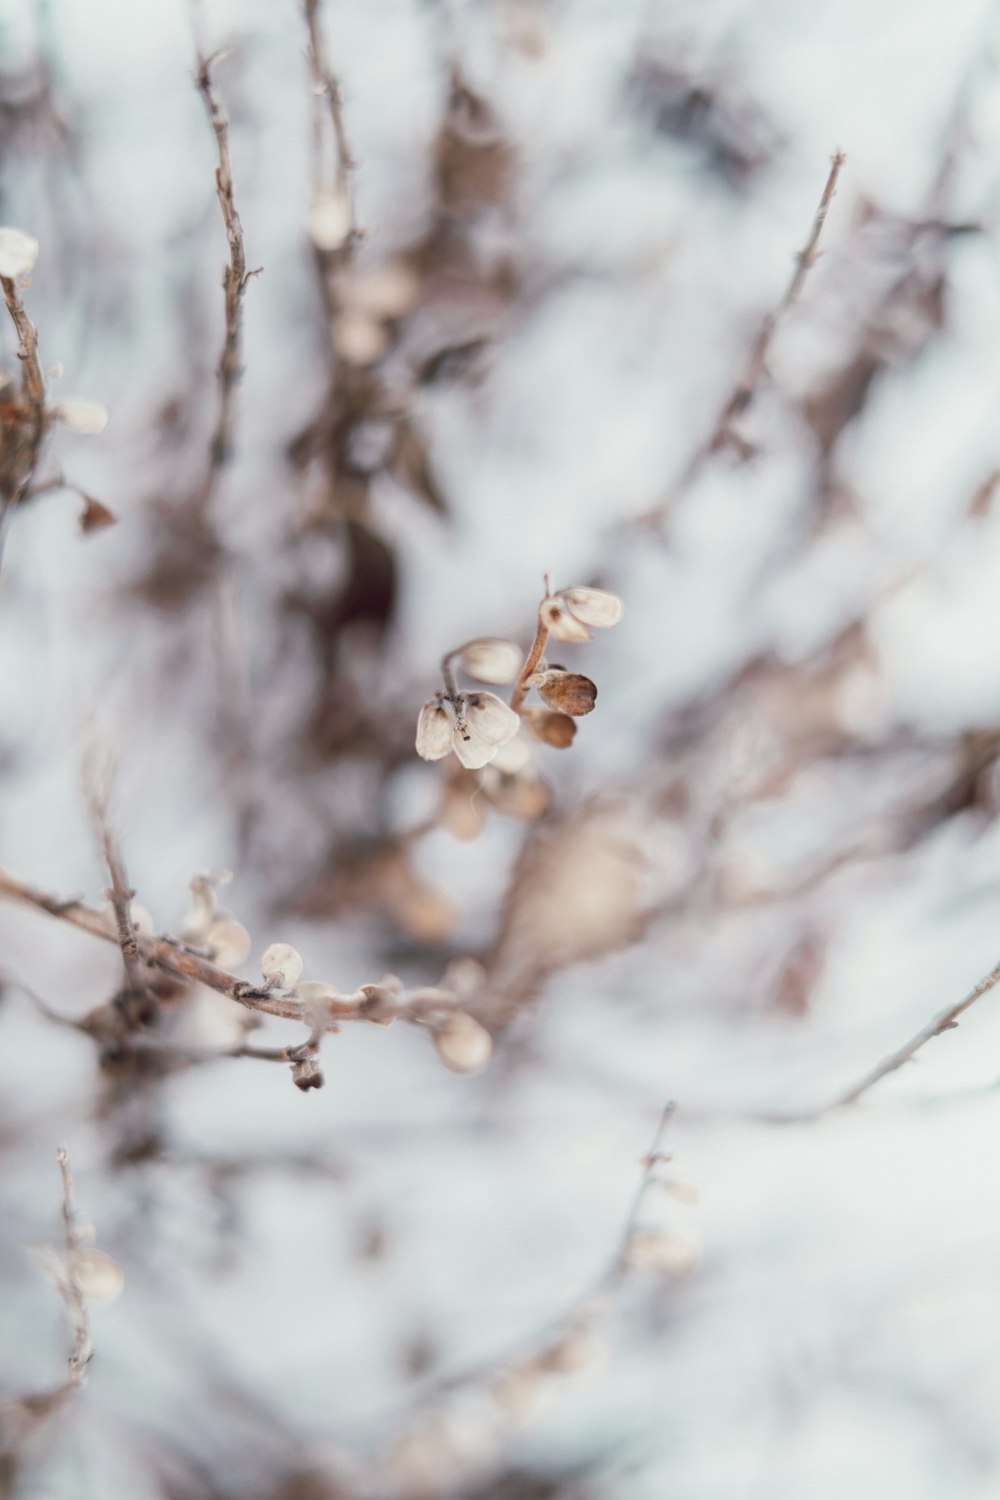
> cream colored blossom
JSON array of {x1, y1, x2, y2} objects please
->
[{"x1": 415, "y1": 691, "x2": 519, "y2": 770}]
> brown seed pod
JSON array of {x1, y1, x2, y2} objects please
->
[
  {"x1": 521, "y1": 706, "x2": 577, "y2": 748},
  {"x1": 533, "y1": 670, "x2": 597, "y2": 717}
]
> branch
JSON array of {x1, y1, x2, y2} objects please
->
[
  {"x1": 191, "y1": 45, "x2": 260, "y2": 518},
  {"x1": 636, "y1": 150, "x2": 846, "y2": 527},
  {"x1": 0, "y1": 866, "x2": 486, "y2": 1045}
]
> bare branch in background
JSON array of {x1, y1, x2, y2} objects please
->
[
  {"x1": 0, "y1": 248, "x2": 46, "y2": 538},
  {"x1": 635, "y1": 150, "x2": 846, "y2": 527},
  {"x1": 0, "y1": 1150, "x2": 121, "y2": 1470}
]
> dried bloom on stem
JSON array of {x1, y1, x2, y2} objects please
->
[
  {"x1": 259, "y1": 942, "x2": 304, "y2": 990},
  {"x1": 416, "y1": 691, "x2": 520, "y2": 769},
  {"x1": 531, "y1": 668, "x2": 597, "y2": 716},
  {"x1": 457, "y1": 637, "x2": 522, "y2": 684}
]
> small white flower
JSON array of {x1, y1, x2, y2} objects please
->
[
  {"x1": 541, "y1": 585, "x2": 624, "y2": 642},
  {"x1": 260, "y1": 942, "x2": 304, "y2": 990},
  {"x1": 0, "y1": 227, "x2": 39, "y2": 279},
  {"x1": 415, "y1": 691, "x2": 520, "y2": 770},
  {"x1": 55, "y1": 397, "x2": 109, "y2": 435}
]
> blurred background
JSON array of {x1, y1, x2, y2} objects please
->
[{"x1": 4, "y1": 0, "x2": 1000, "y2": 1495}]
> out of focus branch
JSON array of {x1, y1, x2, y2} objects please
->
[
  {"x1": 0, "y1": 271, "x2": 46, "y2": 527},
  {"x1": 824, "y1": 952, "x2": 1000, "y2": 1112},
  {"x1": 636, "y1": 150, "x2": 846, "y2": 527}
]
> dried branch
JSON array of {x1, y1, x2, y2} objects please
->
[
  {"x1": 0, "y1": 866, "x2": 486, "y2": 1054},
  {"x1": 190, "y1": 45, "x2": 260, "y2": 519},
  {"x1": 818, "y1": 954, "x2": 1000, "y2": 1115}
]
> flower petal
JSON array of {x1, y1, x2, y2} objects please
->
[
  {"x1": 562, "y1": 586, "x2": 623, "y2": 628},
  {"x1": 534, "y1": 670, "x2": 597, "y2": 716},
  {"x1": 465, "y1": 691, "x2": 520, "y2": 746},
  {"x1": 416, "y1": 700, "x2": 453, "y2": 760},
  {"x1": 452, "y1": 725, "x2": 498, "y2": 769},
  {"x1": 540, "y1": 597, "x2": 591, "y2": 642}
]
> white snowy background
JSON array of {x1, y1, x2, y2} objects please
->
[{"x1": 3, "y1": 0, "x2": 1000, "y2": 1497}]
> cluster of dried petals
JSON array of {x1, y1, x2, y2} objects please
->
[{"x1": 416, "y1": 690, "x2": 520, "y2": 770}]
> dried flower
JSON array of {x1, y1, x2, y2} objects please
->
[
  {"x1": 540, "y1": 585, "x2": 623, "y2": 642},
  {"x1": 260, "y1": 942, "x2": 304, "y2": 990},
  {"x1": 416, "y1": 691, "x2": 519, "y2": 770},
  {"x1": 531, "y1": 668, "x2": 597, "y2": 716},
  {"x1": 55, "y1": 397, "x2": 109, "y2": 435},
  {"x1": 69, "y1": 1248, "x2": 124, "y2": 1302},
  {"x1": 457, "y1": 637, "x2": 523, "y2": 685},
  {"x1": 433, "y1": 1012, "x2": 493, "y2": 1073},
  {"x1": 0, "y1": 227, "x2": 39, "y2": 278}
]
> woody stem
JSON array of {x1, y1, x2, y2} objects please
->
[{"x1": 509, "y1": 615, "x2": 549, "y2": 714}]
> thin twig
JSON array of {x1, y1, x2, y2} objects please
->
[
  {"x1": 605, "y1": 1101, "x2": 677, "y2": 1286},
  {"x1": 191, "y1": 44, "x2": 260, "y2": 518},
  {"x1": 635, "y1": 150, "x2": 846, "y2": 527},
  {"x1": 54, "y1": 1147, "x2": 92, "y2": 1382}
]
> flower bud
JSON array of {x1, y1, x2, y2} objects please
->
[
  {"x1": 70, "y1": 1248, "x2": 124, "y2": 1302},
  {"x1": 433, "y1": 1013, "x2": 492, "y2": 1073},
  {"x1": 532, "y1": 669, "x2": 597, "y2": 716},
  {"x1": 55, "y1": 397, "x2": 109, "y2": 435},
  {"x1": 458, "y1": 637, "x2": 523, "y2": 685},
  {"x1": 260, "y1": 942, "x2": 304, "y2": 990},
  {"x1": 416, "y1": 699, "x2": 453, "y2": 760},
  {"x1": 0, "y1": 227, "x2": 39, "y2": 278},
  {"x1": 561, "y1": 586, "x2": 624, "y2": 627}
]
